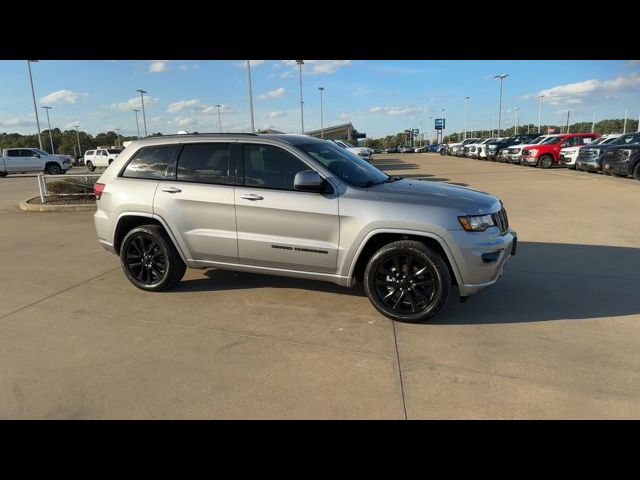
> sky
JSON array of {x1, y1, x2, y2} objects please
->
[{"x1": 0, "y1": 60, "x2": 639, "y2": 139}]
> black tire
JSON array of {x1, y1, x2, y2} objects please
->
[
  {"x1": 46, "y1": 163, "x2": 62, "y2": 175},
  {"x1": 108, "y1": 159, "x2": 113, "y2": 166},
  {"x1": 120, "y1": 225, "x2": 186, "y2": 292},
  {"x1": 538, "y1": 155, "x2": 553, "y2": 169},
  {"x1": 0, "y1": 171, "x2": 7, "y2": 177},
  {"x1": 86, "y1": 161, "x2": 95, "y2": 172},
  {"x1": 364, "y1": 240, "x2": 451, "y2": 323},
  {"x1": 633, "y1": 164, "x2": 640, "y2": 181}
]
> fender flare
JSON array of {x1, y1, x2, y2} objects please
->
[{"x1": 345, "y1": 228, "x2": 463, "y2": 288}]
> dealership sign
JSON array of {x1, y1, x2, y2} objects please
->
[{"x1": 435, "y1": 118, "x2": 445, "y2": 130}]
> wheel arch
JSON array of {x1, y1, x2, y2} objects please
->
[
  {"x1": 113, "y1": 212, "x2": 188, "y2": 263},
  {"x1": 348, "y1": 229, "x2": 462, "y2": 288}
]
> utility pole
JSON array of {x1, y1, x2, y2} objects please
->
[
  {"x1": 494, "y1": 74, "x2": 509, "y2": 137},
  {"x1": 136, "y1": 89, "x2": 148, "y2": 136},
  {"x1": 246, "y1": 61, "x2": 255, "y2": 133},
  {"x1": 566, "y1": 110, "x2": 570, "y2": 133},
  {"x1": 27, "y1": 60, "x2": 43, "y2": 150},
  {"x1": 42, "y1": 106, "x2": 54, "y2": 153},
  {"x1": 623, "y1": 108, "x2": 628, "y2": 134},
  {"x1": 318, "y1": 87, "x2": 325, "y2": 138},
  {"x1": 592, "y1": 113, "x2": 595, "y2": 133},
  {"x1": 75, "y1": 124, "x2": 82, "y2": 157},
  {"x1": 296, "y1": 60, "x2": 305, "y2": 133},
  {"x1": 538, "y1": 94, "x2": 545, "y2": 134},
  {"x1": 215, "y1": 104, "x2": 222, "y2": 132},
  {"x1": 132, "y1": 109, "x2": 141, "y2": 139},
  {"x1": 464, "y1": 96, "x2": 470, "y2": 140}
]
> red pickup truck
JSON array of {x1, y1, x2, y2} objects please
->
[{"x1": 521, "y1": 133, "x2": 600, "y2": 168}]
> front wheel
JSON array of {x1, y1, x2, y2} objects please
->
[
  {"x1": 633, "y1": 164, "x2": 640, "y2": 181},
  {"x1": 120, "y1": 225, "x2": 186, "y2": 292},
  {"x1": 46, "y1": 163, "x2": 62, "y2": 175},
  {"x1": 0, "y1": 171, "x2": 7, "y2": 177},
  {"x1": 364, "y1": 240, "x2": 451, "y2": 323},
  {"x1": 538, "y1": 155, "x2": 553, "y2": 169},
  {"x1": 86, "y1": 161, "x2": 95, "y2": 172}
]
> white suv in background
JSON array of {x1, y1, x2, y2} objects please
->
[
  {"x1": 560, "y1": 134, "x2": 621, "y2": 169},
  {"x1": 331, "y1": 140, "x2": 373, "y2": 162},
  {"x1": 84, "y1": 148, "x2": 123, "y2": 172}
]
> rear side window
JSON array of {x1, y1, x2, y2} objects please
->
[
  {"x1": 6, "y1": 150, "x2": 20, "y2": 157},
  {"x1": 243, "y1": 144, "x2": 309, "y2": 190},
  {"x1": 122, "y1": 145, "x2": 175, "y2": 180},
  {"x1": 85, "y1": 150, "x2": 95, "y2": 156},
  {"x1": 176, "y1": 143, "x2": 233, "y2": 185}
]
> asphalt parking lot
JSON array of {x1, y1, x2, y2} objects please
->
[{"x1": 1, "y1": 156, "x2": 639, "y2": 419}]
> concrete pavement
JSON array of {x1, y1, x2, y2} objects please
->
[{"x1": 1, "y1": 155, "x2": 639, "y2": 418}]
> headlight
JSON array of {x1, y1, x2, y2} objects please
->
[
  {"x1": 528, "y1": 149, "x2": 538, "y2": 156},
  {"x1": 458, "y1": 214, "x2": 495, "y2": 232},
  {"x1": 592, "y1": 148, "x2": 601, "y2": 156}
]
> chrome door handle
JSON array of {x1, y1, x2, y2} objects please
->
[
  {"x1": 240, "y1": 194, "x2": 264, "y2": 201},
  {"x1": 161, "y1": 187, "x2": 182, "y2": 193}
]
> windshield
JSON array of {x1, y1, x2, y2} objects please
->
[
  {"x1": 298, "y1": 142, "x2": 389, "y2": 188},
  {"x1": 540, "y1": 136, "x2": 563, "y2": 145},
  {"x1": 610, "y1": 133, "x2": 636, "y2": 145}
]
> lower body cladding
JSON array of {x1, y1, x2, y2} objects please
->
[
  {"x1": 506, "y1": 154, "x2": 522, "y2": 164},
  {"x1": 444, "y1": 228, "x2": 517, "y2": 296}
]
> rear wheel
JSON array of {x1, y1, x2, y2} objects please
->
[
  {"x1": 538, "y1": 155, "x2": 553, "y2": 169},
  {"x1": 120, "y1": 225, "x2": 186, "y2": 292},
  {"x1": 364, "y1": 240, "x2": 451, "y2": 323},
  {"x1": 86, "y1": 161, "x2": 95, "y2": 172},
  {"x1": 633, "y1": 164, "x2": 640, "y2": 181}
]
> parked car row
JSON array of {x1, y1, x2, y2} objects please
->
[{"x1": 446, "y1": 132, "x2": 640, "y2": 180}]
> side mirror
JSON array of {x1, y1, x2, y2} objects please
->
[
  {"x1": 33, "y1": 153, "x2": 41, "y2": 158},
  {"x1": 294, "y1": 170, "x2": 331, "y2": 193}
]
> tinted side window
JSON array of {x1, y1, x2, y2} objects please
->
[
  {"x1": 176, "y1": 143, "x2": 233, "y2": 185},
  {"x1": 6, "y1": 150, "x2": 20, "y2": 157},
  {"x1": 85, "y1": 151, "x2": 94, "y2": 156},
  {"x1": 243, "y1": 144, "x2": 309, "y2": 190},
  {"x1": 122, "y1": 145, "x2": 175, "y2": 179},
  {"x1": 21, "y1": 150, "x2": 35, "y2": 157}
]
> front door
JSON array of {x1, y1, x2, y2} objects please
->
[
  {"x1": 153, "y1": 142, "x2": 238, "y2": 264},
  {"x1": 235, "y1": 143, "x2": 340, "y2": 274}
]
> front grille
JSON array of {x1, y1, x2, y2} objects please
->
[
  {"x1": 577, "y1": 149, "x2": 597, "y2": 160},
  {"x1": 492, "y1": 208, "x2": 509, "y2": 235},
  {"x1": 507, "y1": 147, "x2": 520, "y2": 154}
]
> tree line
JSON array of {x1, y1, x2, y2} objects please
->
[{"x1": 0, "y1": 129, "x2": 163, "y2": 157}]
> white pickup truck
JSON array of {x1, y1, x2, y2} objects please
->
[
  {"x1": 0, "y1": 148, "x2": 71, "y2": 177},
  {"x1": 84, "y1": 147, "x2": 123, "y2": 172}
]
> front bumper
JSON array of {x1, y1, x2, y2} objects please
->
[
  {"x1": 576, "y1": 159, "x2": 601, "y2": 172},
  {"x1": 603, "y1": 161, "x2": 630, "y2": 176},
  {"x1": 559, "y1": 153, "x2": 578, "y2": 167},
  {"x1": 521, "y1": 156, "x2": 539, "y2": 166},
  {"x1": 447, "y1": 227, "x2": 517, "y2": 297},
  {"x1": 505, "y1": 154, "x2": 522, "y2": 164}
]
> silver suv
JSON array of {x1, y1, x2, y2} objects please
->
[{"x1": 94, "y1": 133, "x2": 516, "y2": 323}]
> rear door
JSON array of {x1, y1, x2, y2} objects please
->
[
  {"x1": 235, "y1": 142, "x2": 339, "y2": 274},
  {"x1": 153, "y1": 141, "x2": 238, "y2": 264},
  {"x1": 4, "y1": 149, "x2": 22, "y2": 172}
]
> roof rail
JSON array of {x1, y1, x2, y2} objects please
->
[{"x1": 158, "y1": 132, "x2": 259, "y2": 137}]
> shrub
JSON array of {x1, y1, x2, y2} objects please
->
[{"x1": 46, "y1": 176, "x2": 98, "y2": 195}]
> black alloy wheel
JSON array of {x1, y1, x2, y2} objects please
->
[
  {"x1": 364, "y1": 240, "x2": 450, "y2": 323},
  {"x1": 120, "y1": 225, "x2": 186, "y2": 291},
  {"x1": 538, "y1": 155, "x2": 553, "y2": 169},
  {"x1": 46, "y1": 163, "x2": 62, "y2": 175}
]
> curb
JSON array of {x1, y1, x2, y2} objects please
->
[{"x1": 19, "y1": 197, "x2": 97, "y2": 213}]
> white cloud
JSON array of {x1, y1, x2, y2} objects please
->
[
  {"x1": 0, "y1": 116, "x2": 35, "y2": 127},
  {"x1": 257, "y1": 87, "x2": 287, "y2": 100},
  {"x1": 149, "y1": 60, "x2": 169, "y2": 73},
  {"x1": 281, "y1": 60, "x2": 352, "y2": 76},
  {"x1": 107, "y1": 95, "x2": 158, "y2": 111},
  {"x1": 267, "y1": 73, "x2": 276, "y2": 80},
  {"x1": 40, "y1": 89, "x2": 88, "y2": 105},
  {"x1": 339, "y1": 105, "x2": 431, "y2": 121},
  {"x1": 167, "y1": 99, "x2": 206, "y2": 113},
  {"x1": 269, "y1": 111, "x2": 286, "y2": 118},
  {"x1": 178, "y1": 64, "x2": 189, "y2": 71},
  {"x1": 528, "y1": 72, "x2": 640, "y2": 105},
  {"x1": 168, "y1": 116, "x2": 200, "y2": 127}
]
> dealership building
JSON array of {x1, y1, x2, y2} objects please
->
[{"x1": 305, "y1": 122, "x2": 366, "y2": 143}]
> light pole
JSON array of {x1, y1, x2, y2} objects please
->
[
  {"x1": 27, "y1": 60, "x2": 43, "y2": 150},
  {"x1": 132, "y1": 109, "x2": 141, "y2": 139},
  {"x1": 215, "y1": 104, "x2": 222, "y2": 132},
  {"x1": 318, "y1": 87, "x2": 325, "y2": 138},
  {"x1": 494, "y1": 74, "x2": 509, "y2": 137},
  {"x1": 115, "y1": 128, "x2": 121, "y2": 147},
  {"x1": 592, "y1": 113, "x2": 595, "y2": 133},
  {"x1": 136, "y1": 89, "x2": 148, "y2": 137},
  {"x1": 75, "y1": 124, "x2": 82, "y2": 157},
  {"x1": 42, "y1": 106, "x2": 54, "y2": 153},
  {"x1": 296, "y1": 60, "x2": 305, "y2": 133},
  {"x1": 565, "y1": 110, "x2": 571, "y2": 134},
  {"x1": 246, "y1": 60, "x2": 255, "y2": 133},
  {"x1": 464, "y1": 96, "x2": 470, "y2": 140},
  {"x1": 441, "y1": 108, "x2": 445, "y2": 143},
  {"x1": 538, "y1": 94, "x2": 545, "y2": 134},
  {"x1": 623, "y1": 108, "x2": 628, "y2": 134},
  {"x1": 514, "y1": 106, "x2": 519, "y2": 135}
]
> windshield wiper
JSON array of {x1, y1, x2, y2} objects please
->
[{"x1": 384, "y1": 175, "x2": 401, "y2": 183}]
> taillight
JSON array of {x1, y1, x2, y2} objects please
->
[{"x1": 94, "y1": 182, "x2": 105, "y2": 199}]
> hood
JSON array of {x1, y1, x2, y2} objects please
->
[{"x1": 367, "y1": 178, "x2": 500, "y2": 215}]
